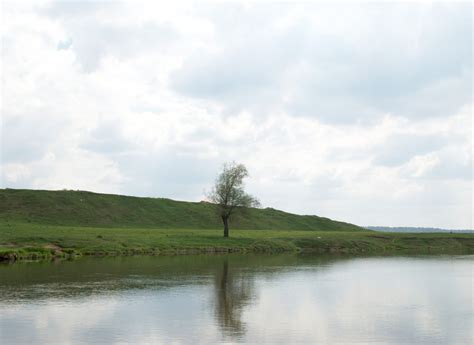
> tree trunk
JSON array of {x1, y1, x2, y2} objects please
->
[{"x1": 222, "y1": 215, "x2": 229, "y2": 237}]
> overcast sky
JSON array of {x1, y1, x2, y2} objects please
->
[{"x1": 1, "y1": 1, "x2": 472, "y2": 229}]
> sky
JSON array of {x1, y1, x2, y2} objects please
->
[{"x1": 1, "y1": 1, "x2": 472, "y2": 229}]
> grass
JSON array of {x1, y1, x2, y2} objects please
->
[
  {"x1": 0, "y1": 188, "x2": 362, "y2": 231},
  {"x1": 1, "y1": 188, "x2": 472, "y2": 262},
  {"x1": 1, "y1": 222, "x2": 473, "y2": 261}
]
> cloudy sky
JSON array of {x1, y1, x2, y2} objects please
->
[{"x1": 1, "y1": 1, "x2": 472, "y2": 229}]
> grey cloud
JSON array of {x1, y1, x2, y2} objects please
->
[
  {"x1": 172, "y1": 28, "x2": 303, "y2": 115},
  {"x1": 250, "y1": 174, "x2": 344, "y2": 218},
  {"x1": 1, "y1": 114, "x2": 65, "y2": 164},
  {"x1": 43, "y1": 2, "x2": 178, "y2": 72},
  {"x1": 79, "y1": 122, "x2": 220, "y2": 199},
  {"x1": 81, "y1": 121, "x2": 131, "y2": 155},
  {"x1": 373, "y1": 133, "x2": 452, "y2": 167},
  {"x1": 41, "y1": 1, "x2": 110, "y2": 18},
  {"x1": 425, "y1": 152, "x2": 472, "y2": 181},
  {"x1": 112, "y1": 148, "x2": 221, "y2": 200},
  {"x1": 171, "y1": 8, "x2": 306, "y2": 113},
  {"x1": 73, "y1": 22, "x2": 177, "y2": 72},
  {"x1": 371, "y1": 132, "x2": 472, "y2": 181},
  {"x1": 171, "y1": 3, "x2": 472, "y2": 123},
  {"x1": 79, "y1": 119, "x2": 255, "y2": 200},
  {"x1": 57, "y1": 38, "x2": 72, "y2": 50}
]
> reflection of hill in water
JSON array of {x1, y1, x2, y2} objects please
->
[{"x1": 0, "y1": 254, "x2": 349, "y2": 302}]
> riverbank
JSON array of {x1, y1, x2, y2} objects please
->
[{"x1": 1, "y1": 222, "x2": 473, "y2": 262}]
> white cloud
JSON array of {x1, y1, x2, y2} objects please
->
[
  {"x1": 0, "y1": 1, "x2": 472, "y2": 228},
  {"x1": 171, "y1": 2, "x2": 472, "y2": 122}
]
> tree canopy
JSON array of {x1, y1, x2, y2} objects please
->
[{"x1": 208, "y1": 162, "x2": 260, "y2": 237}]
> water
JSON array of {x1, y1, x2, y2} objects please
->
[{"x1": 0, "y1": 255, "x2": 472, "y2": 344}]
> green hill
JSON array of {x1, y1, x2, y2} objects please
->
[
  {"x1": 2, "y1": 189, "x2": 473, "y2": 262},
  {"x1": 0, "y1": 188, "x2": 362, "y2": 231}
]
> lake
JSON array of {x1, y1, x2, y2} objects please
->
[{"x1": 0, "y1": 255, "x2": 472, "y2": 344}]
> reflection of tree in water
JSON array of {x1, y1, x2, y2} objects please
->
[{"x1": 214, "y1": 258, "x2": 255, "y2": 339}]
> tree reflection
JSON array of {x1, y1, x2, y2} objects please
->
[{"x1": 214, "y1": 258, "x2": 255, "y2": 339}]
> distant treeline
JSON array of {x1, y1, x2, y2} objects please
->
[{"x1": 367, "y1": 226, "x2": 474, "y2": 234}]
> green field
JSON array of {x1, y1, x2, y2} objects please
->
[
  {"x1": 0, "y1": 188, "x2": 362, "y2": 231},
  {"x1": 1, "y1": 223, "x2": 473, "y2": 261},
  {"x1": 1, "y1": 189, "x2": 473, "y2": 261}
]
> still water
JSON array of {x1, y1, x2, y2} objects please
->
[{"x1": 0, "y1": 255, "x2": 472, "y2": 344}]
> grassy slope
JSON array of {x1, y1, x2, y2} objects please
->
[
  {"x1": 0, "y1": 188, "x2": 362, "y2": 231},
  {"x1": 1, "y1": 189, "x2": 473, "y2": 261}
]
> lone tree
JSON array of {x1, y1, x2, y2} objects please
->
[{"x1": 208, "y1": 162, "x2": 260, "y2": 237}]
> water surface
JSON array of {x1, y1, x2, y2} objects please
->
[{"x1": 1, "y1": 255, "x2": 472, "y2": 344}]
